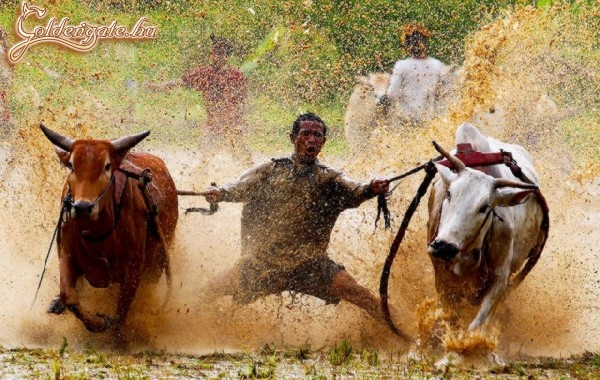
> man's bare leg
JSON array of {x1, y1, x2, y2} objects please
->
[{"x1": 330, "y1": 270, "x2": 411, "y2": 340}]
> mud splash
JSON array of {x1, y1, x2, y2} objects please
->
[{"x1": 0, "y1": 2, "x2": 597, "y2": 364}]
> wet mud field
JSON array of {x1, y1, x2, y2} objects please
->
[
  {"x1": 0, "y1": 130, "x2": 598, "y2": 378},
  {"x1": 1, "y1": 1, "x2": 599, "y2": 379}
]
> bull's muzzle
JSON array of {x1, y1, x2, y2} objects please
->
[
  {"x1": 428, "y1": 239, "x2": 459, "y2": 261},
  {"x1": 73, "y1": 200, "x2": 94, "y2": 216}
]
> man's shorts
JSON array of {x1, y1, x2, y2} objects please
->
[{"x1": 233, "y1": 257, "x2": 346, "y2": 305}]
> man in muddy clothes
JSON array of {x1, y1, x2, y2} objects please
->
[{"x1": 203, "y1": 112, "x2": 406, "y2": 335}]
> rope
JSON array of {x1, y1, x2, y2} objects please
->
[
  {"x1": 379, "y1": 161, "x2": 437, "y2": 338},
  {"x1": 502, "y1": 156, "x2": 550, "y2": 288},
  {"x1": 181, "y1": 182, "x2": 220, "y2": 215},
  {"x1": 31, "y1": 205, "x2": 67, "y2": 307},
  {"x1": 375, "y1": 155, "x2": 443, "y2": 229}
]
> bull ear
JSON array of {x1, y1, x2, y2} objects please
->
[
  {"x1": 435, "y1": 162, "x2": 457, "y2": 185},
  {"x1": 40, "y1": 124, "x2": 74, "y2": 152},
  {"x1": 54, "y1": 146, "x2": 71, "y2": 167},
  {"x1": 111, "y1": 131, "x2": 150, "y2": 155},
  {"x1": 493, "y1": 187, "x2": 536, "y2": 207}
]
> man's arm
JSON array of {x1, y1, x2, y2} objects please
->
[
  {"x1": 369, "y1": 178, "x2": 390, "y2": 196},
  {"x1": 203, "y1": 161, "x2": 274, "y2": 204},
  {"x1": 146, "y1": 79, "x2": 184, "y2": 92},
  {"x1": 328, "y1": 170, "x2": 390, "y2": 209}
]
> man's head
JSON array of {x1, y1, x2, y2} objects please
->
[
  {"x1": 290, "y1": 112, "x2": 327, "y2": 164},
  {"x1": 210, "y1": 34, "x2": 233, "y2": 67},
  {"x1": 401, "y1": 22, "x2": 431, "y2": 58}
]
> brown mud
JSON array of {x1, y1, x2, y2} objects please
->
[{"x1": 0, "y1": 3, "x2": 598, "y2": 366}]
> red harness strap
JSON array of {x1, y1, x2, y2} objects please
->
[{"x1": 437, "y1": 143, "x2": 508, "y2": 174}]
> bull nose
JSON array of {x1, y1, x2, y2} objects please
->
[
  {"x1": 428, "y1": 240, "x2": 459, "y2": 261},
  {"x1": 73, "y1": 201, "x2": 94, "y2": 216}
]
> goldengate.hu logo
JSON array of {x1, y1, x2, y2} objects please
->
[{"x1": 8, "y1": 2, "x2": 158, "y2": 64}]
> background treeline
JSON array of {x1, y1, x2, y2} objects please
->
[{"x1": 0, "y1": 0, "x2": 596, "y2": 153}]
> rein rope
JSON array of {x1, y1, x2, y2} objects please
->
[
  {"x1": 31, "y1": 202, "x2": 69, "y2": 307},
  {"x1": 375, "y1": 156, "x2": 443, "y2": 229},
  {"x1": 379, "y1": 161, "x2": 437, "y2": 338},
  {"x1": 180, "y1": 182, "x2": 220, "y2": 215}
]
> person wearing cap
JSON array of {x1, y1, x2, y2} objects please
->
[{"x1": 382, "y1": 23, "x2": 451, "y2": 125}]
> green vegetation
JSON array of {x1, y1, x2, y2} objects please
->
[
  {"x1": 3, "y1": 0, "x2": 596, "y2": 160},
  {"x1": 0, "y1": 346, "x2": 598, "y2": 379},
  {"x1": 328, "y1": 337, "x2": 353, "y2": 366}
]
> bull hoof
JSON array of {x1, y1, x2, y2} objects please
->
[
  {"x1": 97, "y1": 314, "x2": 116, "y2": 330},
  {"x1": 47, "y1": 296, "x2": 66, "y2": 315},
  {"x1": 488, "y1": 351, "x2": 506, "y2": 366},
  {"x1": 83, "y1": 314, "x2": 116, "y2": 333},
  {"x1": 435, "y1": 351, "x2": 463, "y2": 368}
]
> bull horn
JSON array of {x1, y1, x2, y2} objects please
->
[
  {"x1": 494, "y1": 178, "x2": 539, "y2": 190},
  {"x1": 111, "y1": 131, "x2": 150, "y2": 152},
  {"x1": 40, "y1": 124, "x2": 74, "y2": 151},
  {"x1": 432, "y1": 140, "x2": 465, "y2": 172}
]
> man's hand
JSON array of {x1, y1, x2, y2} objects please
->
[
  {"x1": 203, "y1": 185, "x2": 223, "y2": 204},
  {"x1": 370, "y1": 178, "x2": 390, "y2": 196}
]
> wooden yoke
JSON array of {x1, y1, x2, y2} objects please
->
[{"x1": 437, "y1": 143, "x2": 508, "y2": 173}]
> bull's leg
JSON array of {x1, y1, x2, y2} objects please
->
[
  {"x1": 58, "y1": 256, "x2": 111, "y2": 332},
  {"x1": 113, "y1": 268, "x2": 142, "y2": 331},
  {"x1": 468, "y1": 250, "x2": 511, "y2": 332},
  {"x1": 468, "y1": 277, "x2": 508, "y2": 331}
]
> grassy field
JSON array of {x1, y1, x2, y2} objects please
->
[{"x1": 1, "y1": 343, "x2": 599, "y2": 379}]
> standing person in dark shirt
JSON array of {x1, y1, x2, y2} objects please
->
[{"x1": 201, "y1": 112, "x2": 409, "y2": 339}]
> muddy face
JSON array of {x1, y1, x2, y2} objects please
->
[{"x1": 291, "y1": 120, "x2": 326, "y2": 164}]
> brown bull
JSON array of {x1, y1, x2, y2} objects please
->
[{"x1": 41, "y1": 125, "x2": 178, "y2": 332}]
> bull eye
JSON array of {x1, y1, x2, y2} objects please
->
[
  {"x1": 66, "y1": 162, "x2": 73, "y2": 171},
  {"x1": 479, "y1": 204, "x2": 489, "y2": 213},
  {"x1": 445, "y1": 190, "x2": 451, "y2": 201},
  {"x1": 104, "y1": 163, "x2": 111, "y2": 172}
]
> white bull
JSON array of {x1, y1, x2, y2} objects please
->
[
  {"x1": 427, "y1": 123, "x2": 546, "y2": 334},
  {"x1": 344, "y1": 73, "x2": 390, "y2": 152}
]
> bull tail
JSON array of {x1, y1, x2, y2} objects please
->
[
  {"x1": 154, "y1": 219, "x2": 173, "y2": 308},
  {"x1": 510, "y1": 189, "x2": 550, "y2": 289}
]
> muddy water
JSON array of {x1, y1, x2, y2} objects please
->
[{"x1": 0, "y1": 3, "x2": 598, "y2": 362}]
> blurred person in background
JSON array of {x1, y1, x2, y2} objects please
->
[
  {"x1": 148, "y1": 34, "x2": 250, "y2": 160},
  {"x1": 381, "y1": 23, "x2": 454, "y2": 125}
]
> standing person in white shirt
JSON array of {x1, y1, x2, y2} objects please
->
[{"x1": 383, "y1": 23, "x2": 451, "y2": 125}]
